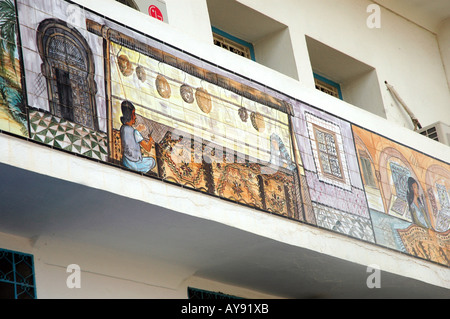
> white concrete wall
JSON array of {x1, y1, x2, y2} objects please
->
[
  {"x1": 438, "y1": 18, "x2": 450, "y2": 90},
  {"x1": 119, "y1": 0, "x2": 450, "y2": 130},
  {"x1": 0, "y1": 232, "x2": 278, "y2": 299},
  {"x1": 235, "y1": 0, "x2": 450, "y2": 129},
  {"x1": 102, "y1": 0, "x2": 450, "y2": 130}
]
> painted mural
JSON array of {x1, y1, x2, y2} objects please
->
[
  {"x1": 291, "y1": 104, "x2": 375, "y2": 243},
  {"x1": 0, "y1": 0, "x2": 27, "y2": 137},
  {"x1": 97, "y1": 21, "x2": 303, "y2": 218},
  {"x1": 1, "y1": 0, "x2": 447, "y2": 267},
  {"x1": 353, "y1": 125, "x2": 450, "y2": 265}
]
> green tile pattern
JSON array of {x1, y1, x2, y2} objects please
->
[{"x1": 29, "y1": 110, "x2": 108, "y2": 161}]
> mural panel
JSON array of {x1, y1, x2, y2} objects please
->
[
  {"x1": 18, "y1": 0, "x2": 107, "y2": 159},
  {"x1": 6, "y1": 0, "x2": 448, "y2": 267},
  {"x1": 291, "y1": 103, "x2": 375, "y2": 243},
  {"x1": 0, "y1": 0, "x2": 27, "y2": 137},
  {"x1": 94, "y1": 20, "x2": 303, "y2": 219},
  {"x1": 16, "y1": 0, "x2": 306, "y2": 221},
  {"x1": 352, "y1": 125, "x2": 450, "y2": 266}
]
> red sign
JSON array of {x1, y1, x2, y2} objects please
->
[{"x1": 148, "y1": 5, "x2": 163, "y2": 21}]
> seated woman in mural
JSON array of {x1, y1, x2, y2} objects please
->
[
  {"x1": 406, "y1": 177, "x2": 432, "y2": 228},
  {"x1": 120, "y1": 100, "x2": 156, "y2": 173}
]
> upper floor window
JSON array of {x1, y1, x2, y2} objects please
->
[
  {"x1": 314, "y1": 73, "x2": 342, "y2": 100},
  {"x1": 306, "y1": 36, "x2": 385, "y2": 119},
  {"x1": 0, "y1": 249, "x2": 36, "y2": 299},
  {"x1": 212, "y1": 27, "x2": 255, "y2": 61},
  {"x1": 116, "y1": 0, "x2": 139, "y2": 10},
  {"x1": 207, "y1": 0, "x2": 298, "y2": 80}
]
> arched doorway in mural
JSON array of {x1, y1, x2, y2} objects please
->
[
  {"x1": 37, "y1": 19, "x2": 98, "y2": 131},
  {"x1": 354, "y1": 134, "x2": 384, "y2": 213}
]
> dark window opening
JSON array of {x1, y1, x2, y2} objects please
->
[
  {"x1": 212, "y1": 27, "x2": 255, "y2": 61},
  {"x1": 187, "y1": 287, "x2": 242, "y2": 299},
  {"x1": 314, "y1": 73, "x2": 342, "y2": 100},
  {"x1": 0, "y1": 249, "x2": 36, "y2": 299},
  {"x1": 116, "y1": 0, "x2": 139, "y2": 10}
]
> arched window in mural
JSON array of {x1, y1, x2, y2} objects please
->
[
  {"x1": 388, "y1": 160, "x2": 412, "y2": 217},
  {"x1": 37, "y1": 19, "x2": 98, "y2": 131},
  {"x1": 358, "y1": 151, "x2": 376, "y2": 188}
]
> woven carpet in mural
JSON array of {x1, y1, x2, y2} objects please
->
[
  {"x1": 111, "y1": 118, "x2": 300, "y2": 219},
  {"x1": 397, "y1": 225, "x2": 450, "y2": 265},
  {"x1": 160, "y1": 137, "x2": 300, "y2": 218}
]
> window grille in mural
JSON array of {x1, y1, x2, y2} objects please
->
[
  {"x1": 389, "y1": 161, "x2": 411, "y2": 217},
  {"x1": 305, "y1": 112, "x2": 351, "y2": 190},
  {"x1": 313, "y1": 126, "x2": 343, "y2": 181},
  {"x1": 435, "y1": 183, "x2": 450, "y2": 232},
  {"x1": 436, "y1": 183, "x2": 449, "y2": 209},
  {"x1": 37, "y1": 19, "x2": 98, "y2": 131}
]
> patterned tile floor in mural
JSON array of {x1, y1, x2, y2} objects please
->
[
  {"x1": 313, "y1": 202, "x2": 375, "y2": 242},
  {"x1": 29, "y1": 110, "x2": 108, "y2": 161}
]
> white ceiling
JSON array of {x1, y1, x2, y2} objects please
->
[
  {"x1": 374, "y1": 0, "x2": 450, "y2": 33},
  {"x1": 206, "y1": 0, "x2": 286, "y2": 43}
]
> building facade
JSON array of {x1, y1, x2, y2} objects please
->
[{"x1": 0, "y1": 0, "x2": 449, "y2": 299}]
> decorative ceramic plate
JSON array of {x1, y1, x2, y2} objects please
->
[
  {"x1": 136, "y1": 65, "x2": 146, "y2": 82},
  {"x1": 156, "y1": 74, "x2": 171, "y2": 98},
  {"x1": 180, "y1": 84, "x2": 194, "y2": 104},
  {"x1": 250, "y1": 112, "x2": 265, "y2": 132},
  {"x1": 195, "y1": 88, "x2": 212, "y2": 114},
  {"x1": 238, "y1": 107, "x2": 248, "y2": 122},
  {"x1": 117, "y1": 54, "x2": 133, "y2": 77}
]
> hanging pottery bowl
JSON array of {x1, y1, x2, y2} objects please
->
[
  {"x1": 117, "y1": 54, "x2": 133, "y2": 77},
  {"x1": 238, "y1": 107, "x2": 248, "y2": 122},
  {"x1": 156, "y1": 74, "x2": 171, "y2": 98},
  {"x1": 136, "y1": 65, "x2": 146, "y2": 82},
  {"x1": 180, "y1": 84, "x2": 194, "y2": 104},
  {"x1": 195, "y1": 88, "x2": 212, "y2": 114},
  {"x1": 250, "y1": 112, "x2": 265, "y2": 132}
]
